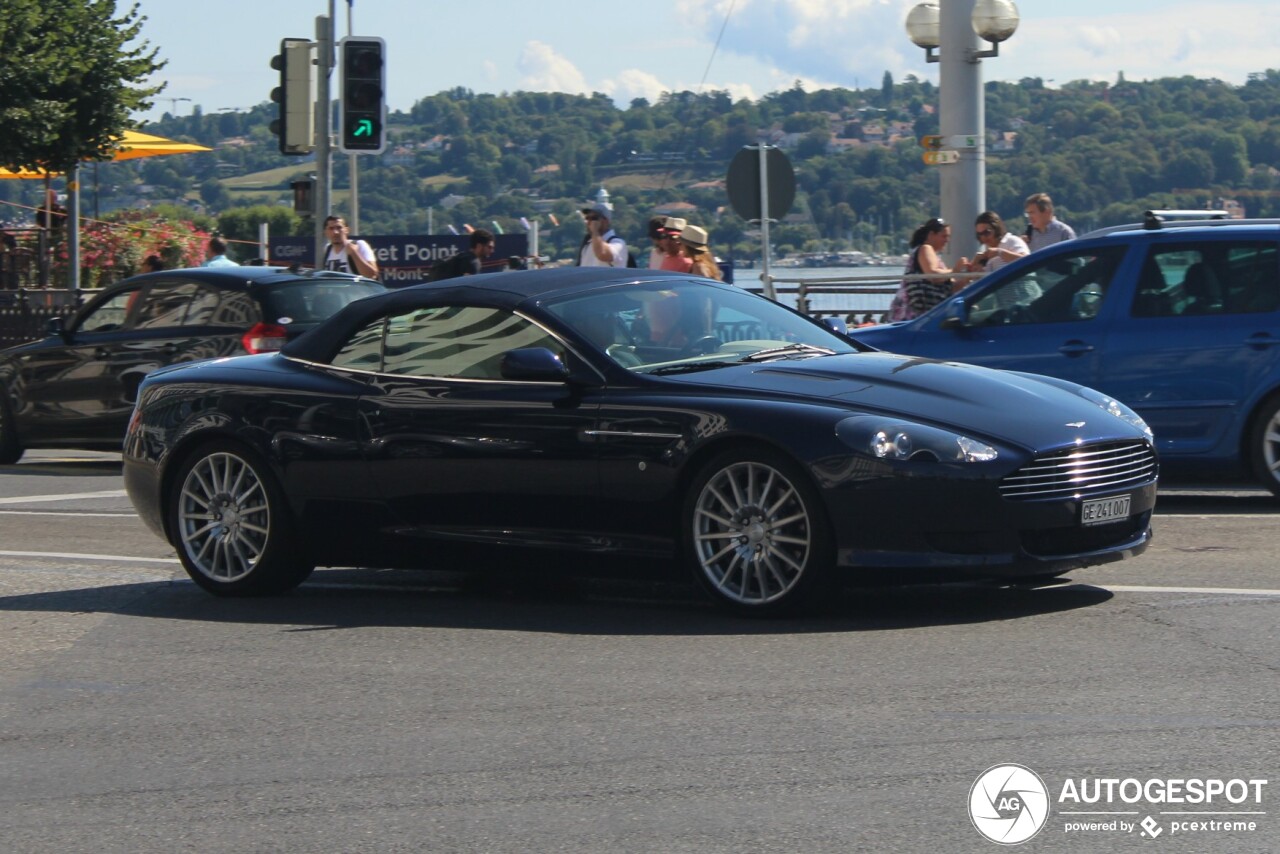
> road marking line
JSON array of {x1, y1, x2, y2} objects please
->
[
  {"x1": 0, "y1": 511, "x2": 137, "y2": 517},
  {"x1": 1098, "y1": 584, "x2": 1280, "y2": 597},
  {"x1": 1158, "y1": 513, "x2": 1280, "y2": 518},
  {"x1": 0, "y1": 550, "x2": 179, "y2": 564},
  {"x1": 0, "y1": 489, "x2": 128, "y2": 505}
]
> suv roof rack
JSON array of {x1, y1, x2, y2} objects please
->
[
  {"x1": 1082, "y1": 213, "x2": 1280, "y2": 239},
  {"x1": 1143, "y1": 209, "x2": 1229, "y2": 228}
]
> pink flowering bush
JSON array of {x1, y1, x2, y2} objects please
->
[{"x1": 41, "y1": 210, "x2": 211, "y2": 288}]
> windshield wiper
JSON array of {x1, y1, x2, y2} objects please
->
[
  {"x1": 647, "y1": 360, "x2": 740, "y2": 375},
  {"x1": 740, "y1": 343, "x2": 837, "y2": 362}
]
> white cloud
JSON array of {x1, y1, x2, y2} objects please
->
[
  {"x1": 600, "y1": 69, "x2": 669, "y2": 105},
  {"x1": 517, "y1": 40, "x2": 589, "y2": 94},
  {"x1": 672, "y1": 0, "x2": 1275, "y2": 95}
]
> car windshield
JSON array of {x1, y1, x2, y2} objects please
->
[
  {"x1": 545, "y1": 279, "x2": 856, "y2": 373},
  {"x1": 262, "y1": 280, "x2": 383, "y2": 325}
]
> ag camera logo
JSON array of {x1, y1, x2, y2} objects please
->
[{"x1": 969, "y1": 763, "x2": 1050, "y2": 845}]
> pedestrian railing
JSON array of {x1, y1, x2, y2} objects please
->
[
  {"x1": 0, "y1": 289, "x2": 82, "y2": 348},
  {"x1": 755, "y1": 271, "x2": 985, "y2": 321}
]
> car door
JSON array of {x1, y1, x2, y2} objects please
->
[
  {"x1": 350, "y1": 303, "x2": 604, "y2": 549},
  {"x1": 1099, "y1": 238, "x2": 1280, "y2": 459},
  {"x1": 14, "y1": 283, "x2": 145, "y2": 442},
  {"x1": 910, "y1": 244, "x2": 1132, "y2": 389}
]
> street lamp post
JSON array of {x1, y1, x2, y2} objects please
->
[{"x1": 906, "y1": 0, "x2": 1019, "y2": 267}]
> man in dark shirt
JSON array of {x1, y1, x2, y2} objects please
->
[{"x1": 429, "y1": 229, "x2": 495, "y2": 281}]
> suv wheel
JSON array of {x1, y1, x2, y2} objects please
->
[{"x1": 1249, "y1": 396, "x2": 1280, "y2": 496}]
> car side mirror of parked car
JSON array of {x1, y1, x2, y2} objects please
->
[
  {"x1": 938, "y1": 297, "x2": 969, "y2": 330},
  {"x1": 500, "y1": 347, "x2": 571, "y2": 382},
  {"x1": 45, "y1": 316, "x2": 67, "y2": 339}
]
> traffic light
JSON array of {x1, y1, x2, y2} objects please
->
[
  {"x1": 339, "y1": 37, "x2": 386, "y2": 155},
  {"x1": 291, "y1": 175, "x2": 316, "y2": 217},
  {"x1": 270, "y1": 38, "x2": 315, "y2": 156}
]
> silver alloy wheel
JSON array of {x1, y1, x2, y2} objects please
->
[
  {"x1": 693, "y1": 460, "x2": 812, "y2": 605},
  {"x1": 1262, "y1": 406, "x2": 1280, "y2": 488},
  {"x1": 178, "y1": 451, "x2": 271, "y2": 583}
]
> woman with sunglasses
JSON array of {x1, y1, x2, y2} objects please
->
[{"x1": 963, "y1": 211, "x2": 1028, "y2": 276}]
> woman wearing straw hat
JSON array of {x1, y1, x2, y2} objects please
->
[{"x1": 679, "y1": 224, "x2": 722, "y2": 281}]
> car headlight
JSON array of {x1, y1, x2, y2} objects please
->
[
  {"x1": 836, "y1": 415, "x2": 998, "y2": 463},
  {"x1": 1076, "y1": 388, "x2": 1153, "y2": 438}
]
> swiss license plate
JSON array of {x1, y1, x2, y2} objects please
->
[{"x1": 1081, "y1": 495, "x2": 1132, "y2": 526}]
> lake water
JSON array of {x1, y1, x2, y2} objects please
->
[{"x1": 731, "y1": 265, "x2": 902, "y2": 317}]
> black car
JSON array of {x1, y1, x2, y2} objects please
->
[
  {"x1": 124, "y1": 268, "x2": 1157, "y2": 614},
  {"x1": 0, "y1": 266, "x2": 384, "y2": 463}
]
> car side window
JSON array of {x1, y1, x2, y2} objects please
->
[
  {"x1": 381, "y1": 305, "x2": 562, "y2": 380},
  {"x1": 331, "y1": 317, "x2": 386, "y2": 370},
  {"x1": 968, "y1": 247, "x2": 1126, "y2": 326},
  {"x1": 77, "y1": 288, "x2": 142, "y2": 333},
  {"x1": 1131, "y1": 241, "x2": 1278, "y2": 318},
  {"x1": 134, "y1": 281, "x2": 199, "y2": 329}
]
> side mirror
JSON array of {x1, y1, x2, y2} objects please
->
[
  {"x1": 939, "y1": 297, "x2": 969, "y2": 330},
  {"x1": 819, "y1": 316, "x2": 848, "y2": 336},
  {"x1": 500, "y1": 347, "x2": 570, "y2": 382},
  {"x1": 45, "y1": 316, "x2": 67, "y2": 338}
]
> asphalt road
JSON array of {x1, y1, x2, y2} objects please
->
[{"x1": 1, "y1": 451, "x2": 1277, "y2": 853}]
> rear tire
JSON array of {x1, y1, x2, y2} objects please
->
[
  {"x1": 0, "y1": 393, "x2": 22, "y2": 465},
  {"x1": 1248, "y1": 395, "x2": 1280, "y2": 496},
  {"x1": 168, "y1": 441, "x2": 313, "y2": 596},
  {"x1": 684, "y1": 448, "x2": 835, "y2": 616}
]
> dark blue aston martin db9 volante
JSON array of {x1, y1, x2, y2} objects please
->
[{"x1": 124, "y1": 268, "x2": 1158, "y2": 614}]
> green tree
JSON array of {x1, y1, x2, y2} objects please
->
[{"x1": 0, "y1": 0, "x2": 165, "y2": 172}]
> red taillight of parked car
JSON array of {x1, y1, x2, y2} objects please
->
[{"x1": 241, "y1": 322, "x2": 288, "y2": 354}]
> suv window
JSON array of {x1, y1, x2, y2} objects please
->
[
  {"x1": 1131, "y1": 241, "x2": 1278, "y2": 317},
  {"x1": 968, "y1": 246, "x2": 1127, "y2": 325}
]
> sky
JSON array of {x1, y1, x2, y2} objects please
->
[{"x1": 130, "y1": 0, "x2": 1280, "y2": 122}]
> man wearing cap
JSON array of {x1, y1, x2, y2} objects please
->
[{"x1": 577, "y1": 200, "x2": 629, "y2": 268}]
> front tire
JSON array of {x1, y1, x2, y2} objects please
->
[
  {"x1": 684, "y1": 448, "x2": 835, "y2": 615},
  {"x1": 169, "y1": 442, "x2": 313, "y2": 596},
  {"x1": 1249, "y1": 395, "x2": 1280, "y2": 496}
]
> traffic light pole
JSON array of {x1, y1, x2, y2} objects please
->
[{"x1": 314, "y1": 4, "x2": 335, "y2": 270}]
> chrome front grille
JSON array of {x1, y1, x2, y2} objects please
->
[{"x1": 1000, "y1": 440, "x2": 1158, "y2": 500}]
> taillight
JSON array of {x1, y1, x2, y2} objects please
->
[{"x1": 242, "y1": 322, "x2": 288, "y2": 354}]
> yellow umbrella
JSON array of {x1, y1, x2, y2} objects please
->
[
  {"x1": 0, "y1": 130, "x2": 212, "y2": 176},
  {"x1": 1, "y1": 130, "x2": 213, "y2": 289}
]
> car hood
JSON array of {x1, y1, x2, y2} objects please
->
[{"x1": 660, "y1": 352, "x2": 1140, "y2": 447}]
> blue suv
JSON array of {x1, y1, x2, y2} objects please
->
[{"x1": 854, "y1": 217, "x2": 1280, "y2": 493}]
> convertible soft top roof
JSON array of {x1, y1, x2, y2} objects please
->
[{"x1": 281, "y1": 266, "x2": 698, "y2": 362}]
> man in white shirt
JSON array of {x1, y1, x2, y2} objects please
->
[
  {"x1": 322, "y1": 215, "x2": 380, "y2": 278},
  {"x1": 577, "y1": 201, "x2": 628, "y2": 268}
]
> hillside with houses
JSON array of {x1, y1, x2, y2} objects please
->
[{"x1": 3, "y1": 70, "x2": 1278, "y2": 263}]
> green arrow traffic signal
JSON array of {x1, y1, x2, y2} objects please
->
[{"x1": 354, "y1": 119, "x2": 373, "y2": 137}]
